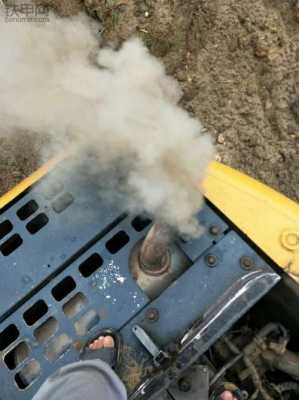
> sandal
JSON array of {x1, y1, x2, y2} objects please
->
[
  {"x1": 80, "y1": 329, "x2": 122, "y2": 369},
  {"x1": 210, "y1": 383, "x2": 242, "y2": 400}
]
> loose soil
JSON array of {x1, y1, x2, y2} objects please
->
[{"x1": 1, "y1": 0, "x2": 298, "y2": 201}]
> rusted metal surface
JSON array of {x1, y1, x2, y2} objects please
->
[
  {"x1": 130, "y1": 239, "x2": 191, "y2": 300},
  {"x1": 139, "y1": 223, "x2": 172, "y2": 276}
]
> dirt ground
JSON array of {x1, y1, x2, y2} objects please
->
[{"x1": 1, "y1": 0, "x2": 298, "y2": 201}]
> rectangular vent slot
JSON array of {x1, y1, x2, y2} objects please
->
[
  {"x1": 34, "y1": 317, "x2": 58, "y2": 344},
  {"x1": 106, "y1": 231, "x2": 130, "y2": 254},
  {"x1": 79, "y1": 253, "x2": 103, "y2": 277},
  {"x1": 0, "y1": 220, "x2": 13, "y2": 240},
  {"x1": 131, "y1": 215, "x2": 151, "y2": 232},
  {"x1": 0, "y1": 324, "x2": 19, "y2": 351},
  {"x1": 52, "y1": 276, "x2": 76, "y2": 301},
  {"x1": 63, "y1": 293, "x2": 87, "y2": 318},
  {"x1": 0, "y1": 234, "x2": 23, "y2": 256},
  {"x1": 74, "y1": 310, "x2": 100, "y2": 336},
  {"x1": 26, "y1": 213, "x2": 49, "y2": 235},
  {"x1": 43, "y1": 182, "x2": 64, "y2": 200},
  {"x1": 23, "y1": 300, "x2": 48, "y2": 326},
  {"x1": 17, "y1": 200, "x2": 39, "y2": 221},
  {"x1": 4, "y1": 342, "x2": 30, "y2": 370},
  {"x1": 52, "y1": 193, "x2": 74, "y2": 213},
  {"x1": 45, "y1": 334, "x2": 72, "y2": 362},
  {"x1": 15, "y1": 360, "x2": 40, "y2": 390}
]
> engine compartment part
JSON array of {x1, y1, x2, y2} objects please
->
[
  {"x1": 0, "y1": 158, "x2": 281, "y2": 400},
  {"x1": 207, "y1": 318, "x2": 299, "y2": 400}
]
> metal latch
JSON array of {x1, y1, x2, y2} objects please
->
[{"x1": 132, "y1": 325, "x2": 169, "y2": 367}]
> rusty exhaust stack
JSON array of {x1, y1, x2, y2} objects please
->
[
  {"x1": 139, "y1": 223, "x2": 172, "y2": 276},
  {"x1": 130, "y1": 222, "x2": 191, "y2": 299}
]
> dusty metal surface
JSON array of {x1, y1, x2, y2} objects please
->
[{"x1": 0, "y1": 159, "x2": 280, "y2": 400}]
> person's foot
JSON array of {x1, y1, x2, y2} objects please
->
[
  {"x1": 220, "y1": 390, "x2": 237, "y2": 400},
  {"x1": 80, "y1": 331, "x2": 120, "y2": 367},
  {"x1": 89, "y1": 335, "x2": 114, "y2": 350},
  {"x1": 89, "y1": 337, "x2": 236, "y2": 400}
]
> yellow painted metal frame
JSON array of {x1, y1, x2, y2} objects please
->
[
  {"x1": 1, "y1": 159, "x2": 298, "y2": 280},
  {"x1": 0, "y1": 156, "x2": 63, "y2": 209},
  {"x1": 204, "y1": 162, "x2": 299, "y2": 281}
]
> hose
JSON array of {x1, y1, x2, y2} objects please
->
[
  {"x1": 243, "y1": 356, "x2": 274, "y2": 400},
  {"x1": 222, "y1": 336, "x2": 275, "y2": 400},
  {"x1": 210, "y1": 354, "x2": 243, "y2": 386},
  {"x1": 275, "y1": 382, "x2": 299, "y2": 394},
  {"x1": 262, "y1": 350, "x2": 299, "y2": 381}
]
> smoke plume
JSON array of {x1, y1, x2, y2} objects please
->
[{"x1": 0, "y1": 10, "x2": 214, "y2": 236}]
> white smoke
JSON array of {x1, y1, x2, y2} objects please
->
[{"x1": 0, "y1": 11, "x2": 214, "y2": 236}]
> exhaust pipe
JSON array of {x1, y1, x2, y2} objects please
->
[
  {"x1": 139, "y1": 223, "x2": 171, "y2": 276},
  {"x1": 130, "y1": 221, "x2": 191, "y2": 299}
]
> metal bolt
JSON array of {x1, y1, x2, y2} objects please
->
[
  {"x1": 240, "y1": 391, "x2": 249, "y2": 400},
  {"x1": 286, "y1": 233, "x2": 299, "y2": 247},
  {"x1": 178, "y1": 377, "x2": 192, "y2": 392},
  {"x1": 205, "y1": 254, "x2": 218, "y2": 267},
  {"x1": 209, "y1": 225, "x2": 220, "y2": 236},
  {"x1": 240, "y1": 256, "x2": 254, "y2": 270},
  {"x1": 145, "y1": 308, "x2": 159, "y2": 322}
]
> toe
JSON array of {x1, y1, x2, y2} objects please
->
[
  {"x1": 220, "y1": 391, "x2": 234, "y2": 400},
  {"x1": 103, "y1": 336, "x2": 114, "y2": 348},
  {"x1": 89, "y1": 336, "x2": 105, "y2": 350}
]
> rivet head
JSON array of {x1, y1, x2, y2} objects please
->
[
  {"x1": 240, "y1": 256, "x2": 254, "y2": 270},
  {"x1": 209, "y1": 225, "x2": 220, "y2": 236},
  {"x1": 145, "y1": 308, "x2": 159, "y2": 322},
  {"x1": 205, "y1": 254, "x2": 218, "y2": 267},
  {"x1": 281, "y1": 230, "x2": 299, "y2": 251},
  {"x1": 286, "y1": 233, "x2": 299, "y2": 247}
]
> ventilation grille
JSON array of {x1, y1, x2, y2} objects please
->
[
  {"x1": 0, "y1": 188, "x2": 74, "y2": 257},
  {"x1": 0, "y1": 213, "x2": 151, "y2": 397}
]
